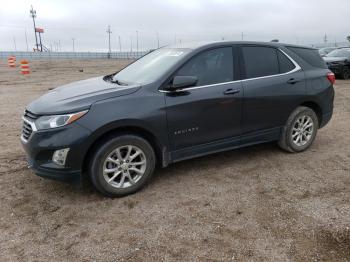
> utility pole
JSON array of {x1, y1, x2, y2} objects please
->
[
  {"x1": 25, "y1": 29, "x2": 29, "y2": 51},
  {"x1": 72, "y1": 38, "x2": 75, "y2": 52},
  {"x1": 156, "y1": 31, "x2": 160, "y2": 48},
  {"x1": 13, "y1": 37, "x2": 17, "y2": 51},
  {"x1": 107, "y1": 25, "x2": 112, "y2": 57},
  {"x1": 38, "y1": 31, "x2": 43, "y2": 51},
  {"x1": 136, "y1": 30, "x2": 139, "y2": 52},
  {"x1": 30, "y1": 5, "x2": 38, "y2": 51},
  {"x1": 118, "y1": 36, "x2": 122, "y2": 52},
  {"x1": 130, "y1": 36, "x2": 133, "y2": 52}
]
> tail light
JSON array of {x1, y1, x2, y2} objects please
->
[{"x1": 327, "y1": 72, "x2": 336, "y2": 85}]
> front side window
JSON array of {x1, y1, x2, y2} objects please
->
[
  {"x1": 242, "y1": 46, "x2": 279, "y2": 79},
  {"x1": 175, "y1": 47, "x2": 234, "y2": 86}
]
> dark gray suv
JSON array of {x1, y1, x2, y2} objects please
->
[{"x1": 21, "y1": 41, "x2": 335, "y2": 197}]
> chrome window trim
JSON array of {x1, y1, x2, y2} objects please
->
[{"x1": 159, "y1": 48, "x2": 301, "y2": 93}]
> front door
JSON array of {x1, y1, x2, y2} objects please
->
[{"x1": 164, "y1": 47, "x2": 243, "y2": 151}]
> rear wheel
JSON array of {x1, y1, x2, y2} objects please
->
[
  {"x1": 278, "y1": 106, "x2": 318, "y2": 153},
  {"x1": 89, "y1": 135, "x2": 156, "y2": 197}
]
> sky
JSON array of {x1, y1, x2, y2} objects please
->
[{"x1": 0, "y1": 0, "x2": 349, "y2": 52}]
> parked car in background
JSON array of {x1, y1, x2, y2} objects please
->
[
  {"x1": 318, "y1": 47, "x2": 338, "y2": 57},
  {"x1": 324, "y1": 47, "x2": 350, "y2": 79},
  {"x1": 21, "y1": 41, "x2": 335, "y2": 197}
]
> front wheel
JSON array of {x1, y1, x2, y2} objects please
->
[
  {"x1": 278, "y1": 106, "x2": 319, "y2": 153},
  {"x1": 89, "y1": 135, "x2": 156, "y2": 197}
]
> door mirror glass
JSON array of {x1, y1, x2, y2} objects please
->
[{"x1": 170, "y1": 76, "x2": 198, "y2": 90}]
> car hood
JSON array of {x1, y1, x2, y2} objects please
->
[
  {"x1": 26, "y1": 76, "x2": 141, "y2": 115},
  {"x1": 323, "y1": 57, "x2": 348, "y2": 63}
]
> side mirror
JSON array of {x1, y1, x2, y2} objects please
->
[{"x1": 169, "y1": 76, "x2": 198, "y2": 91}]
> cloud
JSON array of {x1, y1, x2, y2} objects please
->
[{"x1": 1, "y1": 0, "x2": 349, "y2": 51}]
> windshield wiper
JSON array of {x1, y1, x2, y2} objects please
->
[
  {"x1": 113, "y1": 79, "x2": 128, "y2": 86},
  {"x1": 103, "y1": 74, "x2": 128, "y2": 86}
]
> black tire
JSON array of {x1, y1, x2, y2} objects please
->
[
  {"x1": 278, "y1": 106, "x2": 319, "y2": 153},
  {"x1": 89, "y1": 135, "x2": 156, "y2": 197},
  {"x1": 340, "y1": 66, "x2": 350, "y2": 80}
]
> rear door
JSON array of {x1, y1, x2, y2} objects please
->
[
  {"x1": 240, "y1": 45, "x2": 306, "y2": 137},
  {"x1": 164, "y1": 46, "x2": 243, "y2": 151}
]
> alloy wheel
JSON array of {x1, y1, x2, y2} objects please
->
[
  {"x1": 291, "y1": 115, "x2": 314, "y2": 147},
  {"x1": 102, "y1": 145, "x2": 147, "y2": 189}
]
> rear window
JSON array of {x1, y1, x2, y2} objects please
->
[
  {"x1": 242, "y1": 46, "x2": 279, "y2": 78},
  {"x1": 287, "y1": 47, "x2": 327, "y2": 69}
]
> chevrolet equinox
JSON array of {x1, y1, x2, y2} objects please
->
[{"x1": 21, "y1": 41, "x2": 335, "y2": 197}]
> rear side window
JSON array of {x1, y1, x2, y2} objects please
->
[
  {"x1": 278, "y1": 51, "x2": 295, "y2": 73},
  {"x1": 175, "y1": 47, "x2": 233, "y2": 86},
  {"x1": 242, "y1": 46, "x2": 279, "y2": 78},
  {"x1": 287, "y1": 47, "x2": 327, "y2": 69}
]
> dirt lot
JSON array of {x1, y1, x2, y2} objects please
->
[{"x1": 0, "y1": 59, "x2": 349, "y2": 261}]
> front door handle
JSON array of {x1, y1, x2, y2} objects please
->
[
  {"x1": 287, "y1": 78, "x2": 300, "y2": 84},
  {"x1": 223, "y1": 88, "x2": 240, "y2": 95}
]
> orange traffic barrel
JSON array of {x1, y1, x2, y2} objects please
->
[
  {"x1": 20, "y1": 60, "x2": 30, "y2": 75},
  {"x1": 8, "y1": 56, "x2": 16, "y2": 67}
]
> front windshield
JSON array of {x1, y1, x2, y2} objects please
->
[
  {"x1": 113, "y1": 48, "x2": 191, "y2": 84},
  {"x1": 326, "y1": 49, "x2": 350, "y2": 57}
]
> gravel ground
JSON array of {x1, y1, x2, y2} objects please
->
[{"x1": 0, "y1": 59, "x2": 349, "y2": 261}]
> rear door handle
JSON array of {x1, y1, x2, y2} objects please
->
[
  {"x1": 223, "y1": 88, "x2": 240, "y2": 95},
  {"x1": 287, "y1": 78, "x2": 300, "y2": 84}
]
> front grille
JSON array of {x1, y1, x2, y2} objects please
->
[
  {"x1": 22, "y1": 120, "x2": 33, "y2": 141},
  {"x1": 24, "y1": 110, "x2": 39, "y2": 121},
  {"x1": 22, "y1": 110, "x2": 38, "y2": 142}
]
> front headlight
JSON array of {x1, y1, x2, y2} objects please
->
[{"x1": 35, "y1": 110, "x2": 88, "y2": 130}]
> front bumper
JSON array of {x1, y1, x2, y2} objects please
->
[{"x1": 21, "y1": 122, "x2": 92, "y2": 183}]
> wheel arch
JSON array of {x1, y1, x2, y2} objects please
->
[
  {"x1": 82, "y1": 123, "x2": 167, "y2": 177},
  {"x1": 300, "y1": 101, "x2": 322, "y2": 125}
]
